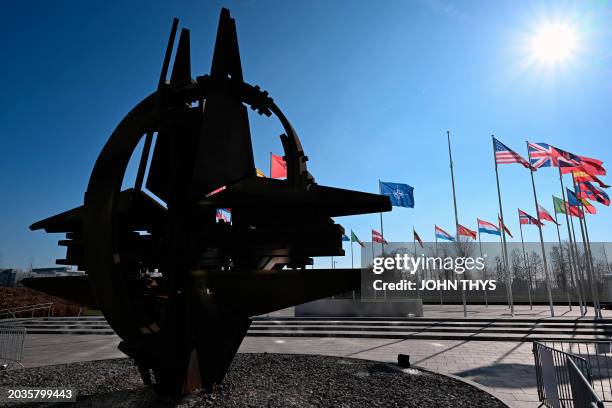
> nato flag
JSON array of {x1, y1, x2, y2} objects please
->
[{"x1": 379, "y1": 181, "x2": 414, "y2": 208}]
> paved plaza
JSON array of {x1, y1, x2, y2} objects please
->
[{"x1": 10, "y1": 304, "x2": 612, "y2": 407}]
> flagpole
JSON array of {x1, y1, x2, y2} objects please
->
[
  {"x1": 269, "y1": 152, "x2": 272, "y2": 178},
  {"x1": 435, "y1": 228, "x2": 443, "y2": 305},
  {"x1": 413, "y1": 228, "x2": 421, "y2": 299},
  {"x1": 553, "y1": 204, "x2": 573, "y2": 311},
  {"x1": 559, "y1": 167, "x2": 585, "y2": 315},
  {"x1": 447, "y1": 131, "x2": 467, "y2": 318},
  {"x1": 351, "y1": 238, "x2": 354, "y2": 269},
  {"x1": 492, "y1": 135, "x2": 514, "y2": 316},
  {"x1": 578, "y1": 191, "x2": 600, "y2": 317},
  {"x1": 499, "y1": 222, "x2": 511, "y2": 311},
  {"x1": 519, "y1": 219, "x2": 533, "y2": 310},
  {"x1": 569, "y1": 207, "x2": 588, "y2": 315},
  {"x1": 571, "y1": 174, "x2": 601, "y2": 318},
  {"x1": 525, "y1": 142, "x2": 554, "y2": 317},
  {"x1": 477, "y1": 222, "x2": 488, "y2": 308},
  {"x1": 378, "y1": 180, "x2": 385, "y2": 256}
]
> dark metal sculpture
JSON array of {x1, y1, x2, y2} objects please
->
[{"x1": 27, "y1": 9, "x2": 390, "y2": 395}]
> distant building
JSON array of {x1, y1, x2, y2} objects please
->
[
  {"x1": 30, "y1": 267, "x2": 85, "y2": 278},
  {"x1": 0, "y1": 269, "x2": 19, "y2": 287}
]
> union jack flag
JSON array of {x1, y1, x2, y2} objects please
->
[
  {"x1": 493, "y1": 138, "x2": 532, "y2": 169},
  {"x1": 527, "y1": 142, "x2": 578, "y2": 169}
]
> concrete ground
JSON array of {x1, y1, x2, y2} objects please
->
[
  {"x1": 18, "y1": 334, "x2": 536, "y2": 407},
  {"x1": 12, "y1": 304, "x2": 612, "y2": 408}
]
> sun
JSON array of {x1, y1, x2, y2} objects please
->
[{"x1": 530, "y1": 23, "x2": 577, "y2": 63}]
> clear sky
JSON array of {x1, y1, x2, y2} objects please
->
[{"x1": 1, "y1": 0, "x2": 611, "y2": 270}]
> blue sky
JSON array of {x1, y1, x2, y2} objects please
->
[{"x1": 1, "y1": 0, "x2": 611, "y2": 270}]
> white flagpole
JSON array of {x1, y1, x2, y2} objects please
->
[
  {"x1": 492, "y1": 136, "x2": 514, "y2": 316},
  {"x1": 525, "y1": 142, "x2": 554, "y2": 317}
]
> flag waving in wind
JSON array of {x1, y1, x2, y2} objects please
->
[
  {"x1": 498, "y1": 215, "x2": 514, "y2": 238},
  {"x1": 537, "y1": 204, "x2": 558, "y2": 225},
  {"x1": 477, "y1": 218, "x2": 500, "y2": 236},
  {"x1": 519, "y1": 209, "x2": 542, "y2": 226},
  {"x1": 270, "y1": 153, "x2": 287, "y2": 179},
  {"x1": 457, "y1": 224, "x2": 477, "y2": 240},
  {"x1": 372, "y1": 229, "x2": 388, "y2": 244},
  {"x1": 553, "y1": 195, "x2": 583, "y2": 218},
  {"x1": 351, "y1": 231, "x2": 365, "y2": 248},
  {"x1": 494, "y1": 137, "x2": 532, "y2": 169},
  {"x1": 577, "y1": 182, "x2": 610, "y2": 206},
  {"x1": 413, "y1": 229, "x2": 424, "y2": 248},
  {"x1": 435, "y1": 225, "x2": 454, "y2": 241},
  {"x1": 379, "y1": 181, "x2": 414, "y2": 208}
]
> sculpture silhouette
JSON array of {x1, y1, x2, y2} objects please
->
[{"x1": 27, "y1": 8, "x2": 391, "y2": 395}]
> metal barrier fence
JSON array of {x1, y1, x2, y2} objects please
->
[
  {"x1": 0, "y1": 326, "x2": 26, "y2": 367},
  {"x1": 541, "y1": 340, "x2": 612, "y2": 403},
  {"x1": 0, "y1": 303, "x2": 53, "y2": 319},
  {"x1": 567, "y1": 357, "x2": 605, "y2": 408}
]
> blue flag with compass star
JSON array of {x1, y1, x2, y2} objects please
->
[{"x1": 379, "y1": 181, "x2": 414, "y2": 208}]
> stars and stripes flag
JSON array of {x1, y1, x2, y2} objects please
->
[
  {"x1": 457, "y1": 224, "x2": 477, "y2": 240},
  {"x1": 498, "y1": 215, "x2": 514, "y2": 238},
  {"x1": 519, "y1": 209, "x2": 542, "y2": 226},
  {"x1": 494, "y1": 137, "x2": 532, "y2": 169},
  {"x1": 413, "y1": 229, "x2": 424, "y2": 248},
  {"x1": 351, "y1": 231, "x2": 366, "y2": 248},
  {"x1": 577, "y1": 182, "x2": 610, "y2": 206},
  {"x1": 372, "y1": 229, "x2": 388, "y2": 244},
  {"x1": 477, "y1": 218, "x2": 501, "y2": 236},
  {"x1": 435, "y1": 225, "x2": 454, "y2": 241},
  {"x1": 537, "y1": 204, "x2": 558, "y2": 225}
]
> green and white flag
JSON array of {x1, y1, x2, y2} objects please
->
[{"x1": 350, "y1": 230, "x2": 365, "y2": 248}]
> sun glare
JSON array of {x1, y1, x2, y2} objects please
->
[{"x1": 531, "y1": 23, "x2": 577, "y2": 63}]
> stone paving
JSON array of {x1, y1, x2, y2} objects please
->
[{"x1": 13, "y1": 304, "x2": 612, "y2": 407}]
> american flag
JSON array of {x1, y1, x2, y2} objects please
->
[
  {"x1": 372, "y1": 229, "x2": 388, "y2": 244},
  {"x1": 493, "y1": 138, "x2": 532, "y2": 169}
]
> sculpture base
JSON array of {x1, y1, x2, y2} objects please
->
[{"x1": 0, "y1": 354, "x2": 503, "y2": 407}]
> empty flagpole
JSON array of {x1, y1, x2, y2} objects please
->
[
  {"x1": 413, "y1": 227, "x2": 421, "y2": 299},
  {"x1": 518, "y1": 216, "x2": 533, "y2": 310},
  {"x1": 350, "y1": 234, "x2": 354, "y2": 269},
  {"x1": 477, "y1": 220, "x2": 488, "y2": 307},
  {"x1": 558, "y1": 167, "x2": 585, "y2": 315},
  {"x1": 571, "y1": 174, "x2": 601, "y2": 318},
  {"x1": 525, "y1": 142, "x2": 554, "y2": 317},
  {"x1": 378, "y1": 180, "x2": 385, "y2": 256},
  {"x1": 435, "y1": 227, "x2": 443, "y2": 304},
  {"x1": 447, "y1": 131, "x2": 467, "y2": 318},
  {"x1": 552, "y1": 200, "x2": 573, "y2": 311},
  {"x1": 492, "y1": 135, "x2": 514, "y2": 316}
]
